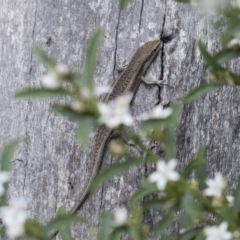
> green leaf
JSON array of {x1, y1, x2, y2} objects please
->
[
  {"x1": 215, "y1": 48, "x2": 240, "y2": 64},
  {"x1": 90, "y1": 158, "x2": 143, "y2": 193},
  {"x1": 110, "y1": 227, "x2": 127, "y2": 240},
  {"x1": 119, "y1": 0, "x2": 131, "y2": 10},
  {"x1": 141, "y1": 118, "x2": 170, "y2": 129},
  {"x1": 1, "y1": 140, "x2": 18, "y2": 171},
  {"x1": 128, "y1": 207, "x2": 145, "y2": 240},
  {"x1": 182, "y1": 146, "x2": 207, "y2": 180},
  {"x1": 198, "y1": 40, "x2": 223, "y2": 71},
  {"x1": 219, "y1": 202, "x2": 236, "y2": 224},
  {"x1": 51, "y1": 105, "x2": 85, "y2": 121},
  {"x1": 163, "y1": 126, "x2": 176, "y2": 160},
  {"x1": 33, "y1": 45, "x2": 57, "y2": 70},
  {"x1": 194, "y1": 147, "x2": 207, "y2": 190},
  {"x1": 222, "y1": 18, "x2": 240, "y2": 47},
  {"x1": 178, "y1": 227, "x2": 202, "y2": 240},
  {"x1": 25, "y1": 219, "x2": 49, "y2": 240},
  {"x1": 184, "y1": 84, "x2": 221, "y2": 103},
  {"x1": 81, "y1": 29, "x2": 104, "y2": 88},
  {"x1": 233, "y1": 177, "x2": 240, "y2": 216},
  {"x1": 179, "y1": 210, "x2": 192, "y2": 227},
  {"x1": 15, "y1": 88, "x2": 72, "y2": 99},
  {"x1": 33, "y1": 45, "x2": 56, "y2": 70},
  {"x1": 153, "y1": 213, "x2": 174, "y2": 240},
  {"x1": 128, "y1": 227, "x2": 142, "y2": 240},
  {"x1": 77, "y1": 118, "x2": 94, "y2": 147},
  {"x1": 55, "y1": 206, "x2": 72, "y2": 240},
  {"x1": 99, "y1": 213, "x2": 114, "y2": 240},
  {"x1": 181, "y1": 193, "x2": 204, "y2": 221},
  {"x1": 163, "y1": 103, "x2": 182, "y2": 159},
  {"x1": 143, "y1": 199, "x2": 166, "y2": 210},
  {"x1": 162, "y1": 236, "x2": 175, "y2": 240},
  {"x1": 129, "y1": 184, "x2": 157, "y2": 206},
  {"x1": 45, "y1": 210, "x2": 86, "y2": 235}
]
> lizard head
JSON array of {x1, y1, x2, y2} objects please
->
[
  {"x1": 140, "y1": 40, "x2": 161, "y2": 61},
  {"x1": 138, "y1": 40, "x2": 161, "y2": 73}
]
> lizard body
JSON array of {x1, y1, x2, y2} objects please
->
[
  {"x1": 73, "y1": 39, "x2": 161, "y2": 211},
  {"x1": 51, "y1": 39, "x2": 161, "y2": 237}
]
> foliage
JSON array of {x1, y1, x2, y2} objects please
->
[{"x1": 2, "y1": 0, "x2": 240, "y2": 240}]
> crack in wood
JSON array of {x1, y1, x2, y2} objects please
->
[{"x1": 139, "y1": 0, "x2": 144, "y2": 33}]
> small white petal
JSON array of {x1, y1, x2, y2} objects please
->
[
  {"x1": 152, "y1": 105, "x2": 172, "y2": 118},
  {"x1": 0, "y1": 172, "x2": 11, "y2": 183},
  {"x1": 149, "y1": 172, "x2": 161, "y2": 183},
  {"x1": 42, "y1": 73, "x2": 60, "y2": 89},
  {"x1": 168, "y1": 159, "x2": 177, "y2": 169},
  {"x1": 106, "y1": 118, "x2": 121, "y2": 129},
  {"x1": 114, "y1": 207, "x2": 127, "y2": 227},
  {"x1": 204, "y1": 222, "x2": 232, "y2": 240},
  {"x1": 204, "y1": 188, "x2": 215, "y2": 196},
  {"x1": 219, "y1": 222, "x2": 228, "y2": 231},
  {"x1": 122, "y1": 114, "x2": 134, "y2": 126},
  {"x1": 156, "y1": 160, "x2": 166, "y2": 172},
  {"x1": 168, "y1": 171, "x2": 180, "y2": 181},
  {"x1": 0, "y1": 200, "x2": 27, "y2": 238},
  {"x1": 98, "y1": 103, "x2": 110, "y2": 114},
  {"x1": 55, "y1": 63, "x2": 69, "y2": 76},
  {"x1": 141, "y1": 105, "x2": 172, "y2": 120},
  {"x1": 226, "y1": 195, "x2": 234, "y2": 206},
  {"x1": 94, "y1": 85, "x2": 111, "y2": 96},
  {"x1": 203, "y1": 173, "x2": 226, "y2": 197},
  {"x1": 156, "y1": 178, "x2": 167, "y2": 190}
]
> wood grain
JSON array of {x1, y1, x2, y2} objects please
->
[{"x1": 0, "y1": 0, "x2": 239, "y2": 238}]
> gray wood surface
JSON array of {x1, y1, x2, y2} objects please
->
[{"x1": 0, "y1": 0, "x2": 239, "y2": 239}]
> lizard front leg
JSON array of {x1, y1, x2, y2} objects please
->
[{"x1": 141, "y1": 76, "x2": 168, "y2": 87}]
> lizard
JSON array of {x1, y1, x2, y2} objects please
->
[{"x1": 51, "y1": 39, "x2": 162, "y2": 238}]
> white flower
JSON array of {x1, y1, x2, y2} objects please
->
[
  {"x1": 0, "y1": 200, "x2": 27, "y2": 238},
  {"x1": 113, "y1": 207, "x2": 127, "y2": 227},
  {"x1": 42, "y1": 73, "x2": 60, "y2": 89},
  {"x1": 141, "y1": 105, "x2": 172, "y2": 120},
  {"x1": 203, "y1": 173, "x2": 226, "y2": 197},
  {"x1": 98, "y1": 93, "x2": 134, "y2": 129},
  {"x1": 0, "y1": 171, "x2": 11, "y2": 196},
  {"x1": 204, "y1": 222, "x2": 232, "y2": 240},
  {"x1": 226, "y1": 195, "x2": 234, "y2": 207},
  {"x1": 55, "y1": 63, "x2": 69, "y2": 76},
  {"x1": 148, "y1": 159, "x2": 180, "y2": 190}
]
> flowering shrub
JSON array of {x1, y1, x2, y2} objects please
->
[{"x1": 2, "y1": 0, "x2": 240, "y2": 239}]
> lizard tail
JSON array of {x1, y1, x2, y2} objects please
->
[{"x1": 51, "y1": 127, "x2": 112, "y2": 238}]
